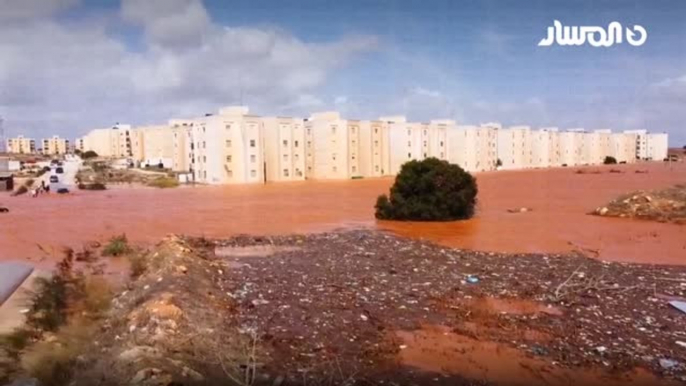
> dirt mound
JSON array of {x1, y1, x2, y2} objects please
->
[
  {"x1": 70, "y1": 236, "x2": 253, "y2": 386},
  {"x1": 593, "y1": 184, "x2": 686, "y2": 224}
]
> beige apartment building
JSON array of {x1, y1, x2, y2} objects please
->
[
  {"x1": 262, "y1": 116, "x2": 306, "y2": 182},
  {"x1": 386, "y1": 116, "x2": 450, "y2": 175},
  {"x1": 610, "y1": 133, "x2": 636, "y2": 163},
  {"x1": 531, "y1": 128, "x2": 561, "y2": 168},
  {"x1": 191, "y1": 106, "x2": 264, "y2": 185},
  {"x1": 135, "y1": 125, "x2": 174, "y2": 168},
  {"x1": 646, "y1": 133, "x2": 669, "y2": 161},
  {"x1": 624, "y1": 129, "x2": 648, "y2": 160},
  {"x1": 41, "y1": 136, "x2": 70, "y2": 155},
  {"x1": 358, "y1": 120, "x2": 391, "y2": 177},
  {"x1": 304, "y1": 112, "x2": 353, "y2": 179},
  {"x1": 559, "y1": 131, "x2": 584, "y2": 166},
  {"x1": 5, "y1": 136, "x2": 36, "y2": 154},
  {"x1": 447, "y1": 124, "x2": 497, "y2": 172},
  {"x1": 170, "y1": 119, "x2": 194, "y2": 172},
  {"x1": 497, "y1": 126, "x2": 532, "y2": 170},
  {"x1": 79, "y1": 124, "x2": 134, "y2": 158}
]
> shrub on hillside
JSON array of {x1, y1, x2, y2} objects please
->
[
  {"x1": 81, "y1": 150, "x2": 98, "y2": 159},
  {"x1": 603, "y1": 156, "x2": 618, "y2": 165},
  {"x1": 102, "y1": 234, "x2": 131, "y2": 257},
  {"x1": 375, "y1": 157, "x2": 478, "y2": 221}
]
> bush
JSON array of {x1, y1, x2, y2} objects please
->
[
  {"x1": 603, "y1": 156, "x2": 617, "y2": 165},
  {"x1": 375, "y1": 157, "x2": 478, "y2": 221},
  {"x1": 102, "y1": 234, "x2": 132, "y2": 257},
  {"x1": 147, "y1": 176, "x2": 179, "y2": 189},
  {"x1": 81, "y1": 150, "x2": 98, "y2": 159}
]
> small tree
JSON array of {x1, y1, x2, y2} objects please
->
[
  {"x1": 603, "y1": 156, "x2": 617, "y2": 165},
  {"x1": 375, "y1": 158, "x2": 478, "y2": 221},
  {"x1": 81, "y1": 150, "x2": 98, "y2": 159}
]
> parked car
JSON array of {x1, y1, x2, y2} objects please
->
[
  {"x1": 57, "y1": 188, "x2": 69, "y2": 194},
  {"x1": 56, "y1": 167, "x2": 64, "y2": 174},
  {"x1": 49, "y1": 175, "x2": 59, "y2": 183},
  {"x1": 50, "y1": 159, "x2": 59, "y2": 165}
]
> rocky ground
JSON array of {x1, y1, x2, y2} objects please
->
[
  {"x1": 593, "y1": 183, "x2": 686, "y2": 224},
  {"x1": 53, "y1": 230, "x2": 686, "y2": 386}
]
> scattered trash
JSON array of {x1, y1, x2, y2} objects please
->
[
  {"x1": 659, "y1": 358, "x2": 679, "y2": 370},
  {"x1": 669, "y1": 300, "x2": 686, "y2": 314},
  {"x1": 466, "y1": 275, "x2": 479, "y2": 284},
  {"x1": 595, "y1": 346, "x2": 607, "y2": 353},
  {"x1": 676, "y1": 341, "x2": 686, "y2": 349}
]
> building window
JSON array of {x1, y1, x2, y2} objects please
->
[
  {"x1": 332, "y1": 153, "x2": 337, "y2": 161},
  {"x1": 423, "y1": 141, "x2": 427, "y2": 147},
  {"x1": 352, "y1": 166, "x2": 356, "y2": 173},
  {"x1": 283, "y1": 140, "x2": 288, "y2": 147},
  {"x1": 283, "y1": 169, "x2": 289, "y2": 177},
  {"x1": 351, "y1": 127, "x2": 356, "y2": 134},
  {"x1": 375, "y1": 165, "x2": 379, "y2": 172},
  {"x1": 251, "y1": 170, "x2": 256, "y2": 177},
  {"x1": 424, "y1": 130, "x2": 427, "y2": 135},
  {"x1": 250, "y1": 140, "x2": 256, "y2": 147},
  {"x1": 407, "y1": 130, "x2": 411, "y2": 135},
  {"x1": 294, "y1": 140, "x2": 299, "y2": 147},
  {"x1": 440, "y1": 141, "x2": 444, "y2": 147},
  {"x1": 374, "y1": 140, "x2": 379, "y2": 147},
  {"x1": 332, "y1": 166, "x2": 337, "y2": 172},
  {"x1": 203, "y1": 156, "x2": 207, "y2": 163},
  {"x1": 225, "y1": 124, "x2": 231, "y2": 130},
  {"x1": 203, "y1": 141, "x2": 206, "y2": 149},
  {"x1": 226, "y1": 140, "x2": 231, "y2": 147},
  {"x1": 250, "y1": 155, "x2": 256, "y2": 163},
  {"x1": 294, "y1": 154, "x2": 299, "y2": 161},
  {"x1": 374, "y1": 128, "x2": 378, "y2": 134},
  {"x1": 332, "y1": 126, "x2": 336, "y2": 134},
  {"x1": 227, "y1": 169, "x2": 233, "y2": 177},
  {"x1": 307, "y1": 141, "x2": 312, "y2": 147},
  {"x1": 408, "y1": 153, "x2": 412, "y2": 159},
  {"x1": 407, "y1": 141, "x2": 411, "y2": 147},
  {"x1": 226, "y1": 155, "x2": 232, "y2": 162},
  {"x1": 283, "y1": 154, "x2": 288, "y2": 161}
]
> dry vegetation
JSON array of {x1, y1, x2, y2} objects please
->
[
  {"x1": 76, "y1": 161, "x2": 179, "y2": 188},
  {"x1": 593, "y1": 183, "x2": 686, "y2": 224}
]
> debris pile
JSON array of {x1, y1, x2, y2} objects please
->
[{"x1": 593, "y1": 184, "x2": 686, "y2": 224}]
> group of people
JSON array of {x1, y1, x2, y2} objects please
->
[{"x1": 31, "y1": 180, "x2": 51, "y2": 198}]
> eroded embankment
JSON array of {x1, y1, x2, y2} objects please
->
[{"x1": 49, "y1": 230, "x2": 686, "y2": 386}]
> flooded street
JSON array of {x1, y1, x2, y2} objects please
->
[{"x1": 0, "y1": 162, "x2": 684, "y2": 266}]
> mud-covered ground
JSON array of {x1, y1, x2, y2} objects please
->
[{"x1": 67, "y1": 230, "x2": 686, "y2": 386}]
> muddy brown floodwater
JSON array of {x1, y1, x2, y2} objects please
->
[{"x1": 0, "y1": 162, "x2": 684, "y2": 266}]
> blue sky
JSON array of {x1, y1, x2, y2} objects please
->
[{"x1": 1, "y1": 0, "x2": 684, "y2": 144}]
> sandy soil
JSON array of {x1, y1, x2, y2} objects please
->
[{"x1": 0, "y1": 161, "x2": 684, "y2": 266}]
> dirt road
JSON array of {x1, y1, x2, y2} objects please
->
[{"x1": 0, "y1": 162, "x2": 683, "y2": 266}]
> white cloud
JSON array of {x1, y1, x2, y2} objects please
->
[
  {"x1": 0, "y1": 0, "x2": 377, "y2": 138},
  {"x1": 0, "y1": 0, "x2": 79, "y2": 20}
]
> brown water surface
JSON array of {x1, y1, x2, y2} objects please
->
[
  {"x1": 1, "y1": 162, "x2": 684, "y2": 266},
  {"x1": 396, "y1": 325, "x2": 677, "y2": 386}
]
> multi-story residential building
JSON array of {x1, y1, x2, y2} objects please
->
[
  {"x1": 79, "y1": 124, "x2": 133, "y2": 158},
  {"x1": 646, "y1": 133, "x2": 669, "y2": 161},
  {"x1": 304, "y1": 112, "x2": 350, "y2": 179},
  {"x1": 41, "y1": 136, "x2": 70, "y2": 155},
  {"x1": 593, "y1": 129, "x2": 613, "y2": 163},
  {"x1": 358, "y1": 120, "x2": 390, "y2": 177},
  {"x1": 191, "y1": 106, "x2": 264, "y2": 185},
  {"x1": 447, "y1": 124, "x2": 497, "y2": 172},
  {"x1": 170, "y1": 119, "x2": 194, "y2": 173},
  {"x1": 5, "y1": 136, "x2": 36, "y2": 154},
  {"x1": 624, "y1": 129, "x2": 648, "y2": 160},
  {"x1": 386, "y1": 116, "x2": 450, "y2": 175},
  {"x1": 531, "y1": 128, "x2": 561, "y2": 168},
  {"x1": 559, "y1": 131, "x2": 584, "y2": 166},
  {"x1": 262, "y1": 116, "x2": 306, "y2": 182},
  {"x1": 497, "y1": 126, "x2": 532, "y2": 170},
  {"x1": 610, "y1": 133, "x2": 636, "y2": 163},
  {"x1": 135, "y1": 125, "x2": 174, "y2": 168}
]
